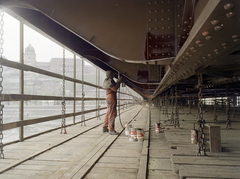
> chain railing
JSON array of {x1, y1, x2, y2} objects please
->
[
  {"x1": 170, "y1": 87, "x2": 174, "y2": 124},
  {"x1": 214, "y1": 87, "x2": 218, "y2": 124},
  {"x1": 81, "y1": 58, "x2": 86, "y2": 126},
  {"x1": 61, "y1": 48, "x2": 67, "y2": 134},
  {"x1": 226, "y1": 84, "x2": 231, "y2": 129},
  {"x1": 174, "y1": 86, "x2": 179, "y2": 128},
  {"x1": 197, "y1": 73, "x2": 206, "y2": 156},
  {"x1": 0, "y1": 8, "x2": 4, "y2": 158}
]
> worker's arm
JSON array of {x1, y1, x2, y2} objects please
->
[{"x1": 110, "y1": 77, "x2": 122, "y2": 92}]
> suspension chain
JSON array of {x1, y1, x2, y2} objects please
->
[
  {"x1": 97, "y1": 68, "x2": 101, "y2": 120},
  {"x1": 226, "y1": 84, "x2": 231, "y2": 129},
  {"x1": 170, "y1": 87, "x2": 174, "y2": 124},
  {"x1": 61, "y1": 48, "x2": 66, "y2": 134},
  {"x1": 188, "y1": 92, "x2": 192, "y2": 114},
  {"x1": 81, "y1": 58, "x2": 85, "y2": 126},
  {"x1": 0, "y1": 9, "x2": 4, "y2": 159},
  {"x1": 197, "y1": 73, "x2": 206, "y2": 156},
  {"x1": 174, "y1": 86, "x2": 179, "y2": 128},
  {"x1": 165, "y1": 92, "x2": 168, "y2": 118},
  {"x1": 214, "y1": 87, "x2": 218, "y2": 124}
]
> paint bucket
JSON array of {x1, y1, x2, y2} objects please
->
[
  {"x1": 126, "y1": 124, "x2": 132, "y2": 137},
  {"x1": 137, "y1": 128, "x2": 144, "y2": 141},
  {"x1": 155, "y1": 122, "x2": 162, "y2": 133},
  {"x1": 125, "y1": 124, "x2": 132, "y2": 137},
  {"x1": 129, "y1": 127, "x2": 137, "y2": 141},
  {"x1": 191, "y1": 129, "x2": 198, "y2": 144}
]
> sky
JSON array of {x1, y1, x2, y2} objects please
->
[{"x1": 3, "y1": 12, "x2": 88, "y2": 63}]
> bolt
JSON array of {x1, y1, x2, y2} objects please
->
[
  {"x1": 226, "y1": 12, "x2": 236, "y2": 18},
  {"x1": 224, "y1": 3, "x2": 235, "y2": 10},
  {"x1": 202, "y1": 31, "x2": 209, "y2": 36},
  {"x1": 232, "y1": 35, "x2": 239, "y2": 39},
  {"x1": 195, "y1": 40, "x2": 201, "y2": 44},
  {"x1": 198, "y1": 44, "x2": 204, "y2": 47},
  {"x1": 214, "y1": 25, "x2": 223, "y2": 31},
  {"x1": 205, "y1": 36, "x2": 212, "y2": 40},
  {"x1": 211, "y1": 20, "x2": 219, "y2": 26}
]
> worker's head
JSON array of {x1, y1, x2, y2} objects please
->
[{"x1": 106, "y1": 70, "x2": 114, "y2": 78}]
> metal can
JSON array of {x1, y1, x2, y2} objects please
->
[
  {"x1": 131, "y1": 127, "x2": 137, "y2": 139},
  {"x1": 191, "y1": 129, "x2": 198, "y2": 144},
  {"x1": 155, "y1": 122, "x2": 162, "y2": 133},
  {"x1": 137, "y1": 128, "x2": 144, "y2": 141}
]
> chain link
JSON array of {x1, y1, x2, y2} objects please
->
[
  {"x1": 170, "y1": 87, "x2": 174, "y2": 124},
  {"x1": 188, "y1": 92, "x2": 192, "y2": 114},
  {"x1": 226, "y1": 85, "x2": 231, "y2": 129},
  {"x1": 0, "y1": 9, "x2": 4, "y2": 158},
  {"x1": 214, "y1": 87, "x2": 218, "y2": 124},
  {"x1": 61, "y1": 48, "x2": 66, "y2": 134},
  {"x1": 81, "y1": 58, "x2": 85, "y2": 126},
  {"x1": 174, "y1": 86, "x2": 179, "y2": 128},
  {"x1": 165, "y1": 92, "x2": 168, "y2": 118},
  {"x1": 197, "y1": 73, "x2": 206, "y2": 156}
]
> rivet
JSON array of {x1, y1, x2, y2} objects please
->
[
  {"x1": 149, "y1": 19, "x2": 152, "y2": 21},
  {"x1": 162, "y1": 18, "x2": 165, "y2": 21},
  {"x1": 214, "y1": 25, "x2": 222, "y2": 31},
  {"x1": 208, "y1": 54, "x2": 213, "y2": 57},
  {"x1": 168, "y1": 9, "x2": 171, "y2": 11},
  {"x1": 185, "y1": 57, "x2": 189, "y2": 60},
  {"x1": 149, "y1": 54, "x2": 152, "y2": 57},
  {"x1": 183, "y1": 28, "x2": 187, "y2": 32},
  {"x1": 149, "y1": 36, "x2": 152, "y2": 39},
  {"x1": 226, "y1": 12, "x2": 236, "y2": 18},
  {"x1": 149, "y1": 10, "x2": 152, "y2": 13},
  {"x1": 202, "y1": 56, "x2": 207, "y2": 60},
  {"x1": 224, "y1": 3, "x2": 235, "y2": 10},
  {"x1": 162, "y1": 35, "x2": 165, "y2": 38},
  {"x1": 155, "y1": 27, "x2": 159, "y2": 30},
  {"x1": 221, "y1": 43, "x2": 228, "y2": 46},
  {"x1": 162, "y1": 27, "x2": 165, "y2": 30},
  {"x1": 205, "y1": 36, "x2": 212, "y2": 40},
  {"x1": 162, "y1": 53, "x2": 165, "y2": 56},
  {"x1": 155, "y1": 10, "x2": 158, "y2": 13},
  {"x1": 149, "y1": 28, "x2": 152, "y2": 30},
  {"x1": 232, "y1": 35, "x2": 239, "y2": 39},
  {"x1": 177, "y1": 14, "x2": 181, "y2": 18},
  {"x1": 190, "y1": 47, "x2": 195, "y2": 51},
  {"x1": 168, "y1": 26, "x2": 172, "y2": 29},
  {"x1": 188, "y1": 54, "x2": 193, "y2": 57},
  {"x1": 155, "y1": 45, "x2": 158, "y2": 47},
  {"x1": 211, "y1": 20, "x2": 219, "y2": 26},
  {"x1": 161, "y1": 0, "x2": 165, "y2": 3},
  {"x1": 186, "y1": 52, "x2": 190, "y2": 55},
  {"x1": 155, "y1": 1, "x2": 158, "y2": 4},
  {"x1": 168, "y1": 53, "x2": 171, "y2": 55},
  {"x1": 202, "y1": 31, "x2": 209, "y2": 36},
  {"x1": 182, "y1": 36, "x2": 186, "y2": 39},
  {"x1": 149, "y1": 2, "x2": 152, "y2": 4},
  {"x1": 177, "y1": 24, "x2": 181, "y2": 27},
  {"x1": 149, "y1": 45, "x2": 152, "y2": 48},
  {"x1": 184, "y1": 21, "x2": 188, "y2": 24},
  {"x1": 177, "y1": 4, "x2": 181, "y2": 7},
  {"x1": 162, "y1": 9, "x2": 165, "y2": 12},
  {"x1": 155, "y1": 54, "x2": 158, "y2": 56},
  {"x1": 233, "y1": 39, "x2": 240, "y2": 42},
  {"x1": 155, "y1": 36, "x2": 158, "y2": 39},
  {"x1": 195, "y1": 40, "x2": 201, "y2": 44},
  {"x1": 155, "y1": 18, "x2": 158, "y2": 21},
  {"x1": 161, "y1": 44, "x2": 165, "y2": 47},
  {"x1": 214, "y1": 49, "x2": 220, "y2": 54},
  {"x1": 198, "y1": 44, "x2": 204, "y2": 47},
  {"x1": 168, "y1": 18, "x2": 171, "y2": 20}
]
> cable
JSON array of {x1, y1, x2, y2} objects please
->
[{"x1": 118, "y1": 73, "x2": 125, "y2": 129}]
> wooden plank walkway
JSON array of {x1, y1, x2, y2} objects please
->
[
  {"x1": 0, "y1": 105, "x2": 144, "y2": 179},
  {"x1": 85, "y1": 106, "x2": 149, "y2": 179},
  {"x1": 155, "y1": 105, "x2": 240, "y2": 179}
]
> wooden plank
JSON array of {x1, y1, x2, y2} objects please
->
[
  {"x1": 148, "y1": 158, "x2": 173, "y2": 170},
  {"x1": 172, "y1": 156, "x2": 240, "y2": 166},
  {"x1": 148, "y1": 170, "x2": 178, "y2": 179},
  {"x1": 179, "y1": 169, "x2": 240, "y2": 179}
]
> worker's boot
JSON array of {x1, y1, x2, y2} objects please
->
[
  {"x1": 103, "y1": 127, "x2": 109, "y2": 133},
  {"x1": 109, "y1": 130, "x2": 119, "y2": 135}
]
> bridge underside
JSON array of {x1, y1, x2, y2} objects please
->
[{"x1": 2, "y1": 0, "x2": 240, "y2": 99}]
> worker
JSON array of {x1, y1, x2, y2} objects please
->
[{"x1": 102, "y1": 70, "x2": 122, "y2": 135}]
